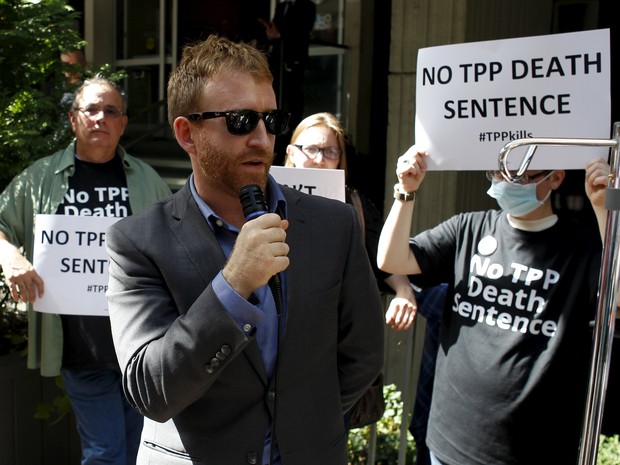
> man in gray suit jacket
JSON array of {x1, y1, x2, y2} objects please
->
[{"x1": 105, "y1": 35, "x2": 384, "y2": 465}]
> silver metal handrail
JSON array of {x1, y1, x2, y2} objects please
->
[
  {"x1": 498, "y1": 122, "x2": 620, "y2": 465},
  {"x1": 498, "y1": 137, "x2": 616, "y2": 182}
]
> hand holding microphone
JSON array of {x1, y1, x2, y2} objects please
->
[{"x1": 222, "y1": 185, "x2": 289, "y2": 300}]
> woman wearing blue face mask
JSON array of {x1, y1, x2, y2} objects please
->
[
  {"x1": 378, "y1": 148, "x2": 611, "y2": 465},
  {"x1": 485, "y1": 169, "x2": 559, "y2": 218}
]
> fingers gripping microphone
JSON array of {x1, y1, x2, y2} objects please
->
[{"x1": 239, "y1": 184, "x2": 283, "y2": 315}]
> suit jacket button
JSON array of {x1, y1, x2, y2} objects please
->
[
  {"x1": 267, "y1": 390, "x2": 276, "y2": 402},
  {"x1": 205, "y1": 365, "x2": 214, "y2": 374},
  {"x1": 221, "y1": 344, "x2": 231, "y2": 355},
  {"x1": 247, "y1": 452, "x2": 258, "y2": 464}
]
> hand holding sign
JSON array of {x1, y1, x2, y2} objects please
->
[
  {"x1": 396, "y1": 147, "x2": 430, "y2": 194},
  {"x1": 0, "y1": 238, "x2": 44, "y2": 303},
  {"x1": 32, "y1": 214, "x2": 119, "y2": 316}
]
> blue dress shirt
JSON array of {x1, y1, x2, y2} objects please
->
[{"x1": 189, "y1": 174, "x2": 287, "y2": 465}]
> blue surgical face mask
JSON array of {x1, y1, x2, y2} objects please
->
[{"x1": 486, "y1": 172, "x2": 553, "y2": 217}]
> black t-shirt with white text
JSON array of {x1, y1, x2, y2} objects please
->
[
  {"x1": 412, "y1": 210, "x2": 601, "y2": 465},
  {"x1": 56, "y1": 155, "x2": 131, "y2": 371}
]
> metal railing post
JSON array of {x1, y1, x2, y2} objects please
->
[{"x1": 498, "y1": 123, "x2": 620, "y2": 465}]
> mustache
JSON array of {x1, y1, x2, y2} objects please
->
[{"x1": 239, "y1": 149, "x2": 275, "y2": 163}]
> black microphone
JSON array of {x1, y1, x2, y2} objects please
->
[{"x1": 239, "y1": 184, "x2": 283, "y2": 315}]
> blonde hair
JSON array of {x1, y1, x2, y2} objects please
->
[
  {"x1": 167, "y1": 35, "x2": 273, "y2": 128},
  {"x1": 285, "y1": 112, "x2": 348, "y2": 172}
]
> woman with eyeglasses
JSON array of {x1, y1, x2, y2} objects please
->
[{"x1": 285, "y1": 112, "x2": 418, "y2": 333}]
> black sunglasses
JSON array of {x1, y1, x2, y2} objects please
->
[{"x1": 186, "y1": 109, "x2": 291, "y2": 136}]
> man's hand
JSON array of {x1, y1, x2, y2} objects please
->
[
  {"x1": 0, "y1": 243, "x2": 44, "y2": 303},
  {"x1": 223, "y1": 213, "x2": 289, "y2": 298}
]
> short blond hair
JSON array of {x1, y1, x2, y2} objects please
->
[{"x1": 167, "y1": 35, "x2": 273, "y2": 128}]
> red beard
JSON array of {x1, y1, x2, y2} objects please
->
[{"x1": 197, "y1": 144, "x2": 274, "y2": 196}]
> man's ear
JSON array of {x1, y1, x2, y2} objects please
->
[
  {"x1": 119, "y1": 115, "x2": 129, "y2": 134},
  {"x1": 173, "y1": 117, "x2": 197, "y2": 155}
]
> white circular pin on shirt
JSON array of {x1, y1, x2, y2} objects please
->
[{"x1": 477, "y1": 235, "x2": 498, "y2": 256}]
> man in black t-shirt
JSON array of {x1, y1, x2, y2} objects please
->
[{"x1": 0, "y1": 77, "x2": 171, "y2": 465}]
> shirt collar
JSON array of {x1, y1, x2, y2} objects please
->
[
  {"x1": 507, "y1": 213, "x2": 558, "y2": 231},
  {"x1": 60, "y1": 139, "x2": 129, "y2": 169},
  {"x1": 189, "y1": 174, "x2": 287, "y2": 230}
]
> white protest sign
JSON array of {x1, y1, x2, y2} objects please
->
[
  {"x1": 415, "y1": 29, "x2": 611, "y2": 171},
  {"x1": 270, "y1": 165, "x2": 346, "y2": 202},
  {"x1": 32, "y1": 214, "x2": 119, "y2": 316}
]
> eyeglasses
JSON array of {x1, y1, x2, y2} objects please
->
[
  {"x1": 293, "y1": 144, "x2": 341, "y2": 161},
  {"x1": 186, "y1": 109, "x2": 291, "y2": 136},
  {"x1": 76, "y1": 105, "x2": 124, "y2": 119},
  {"x1": 486, "y1": 170, "x2": 552, "y2": 185}
]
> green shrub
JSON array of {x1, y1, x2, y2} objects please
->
[
  {"x1": 598, "y1": 434, "x2": 620, "y2": 465},
  {"x1": 0, "y1": 0, "x2": 86, "y2": 191},
  {"x1": 348, "y1": 384, "x2": 416, "y2": 465}
]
